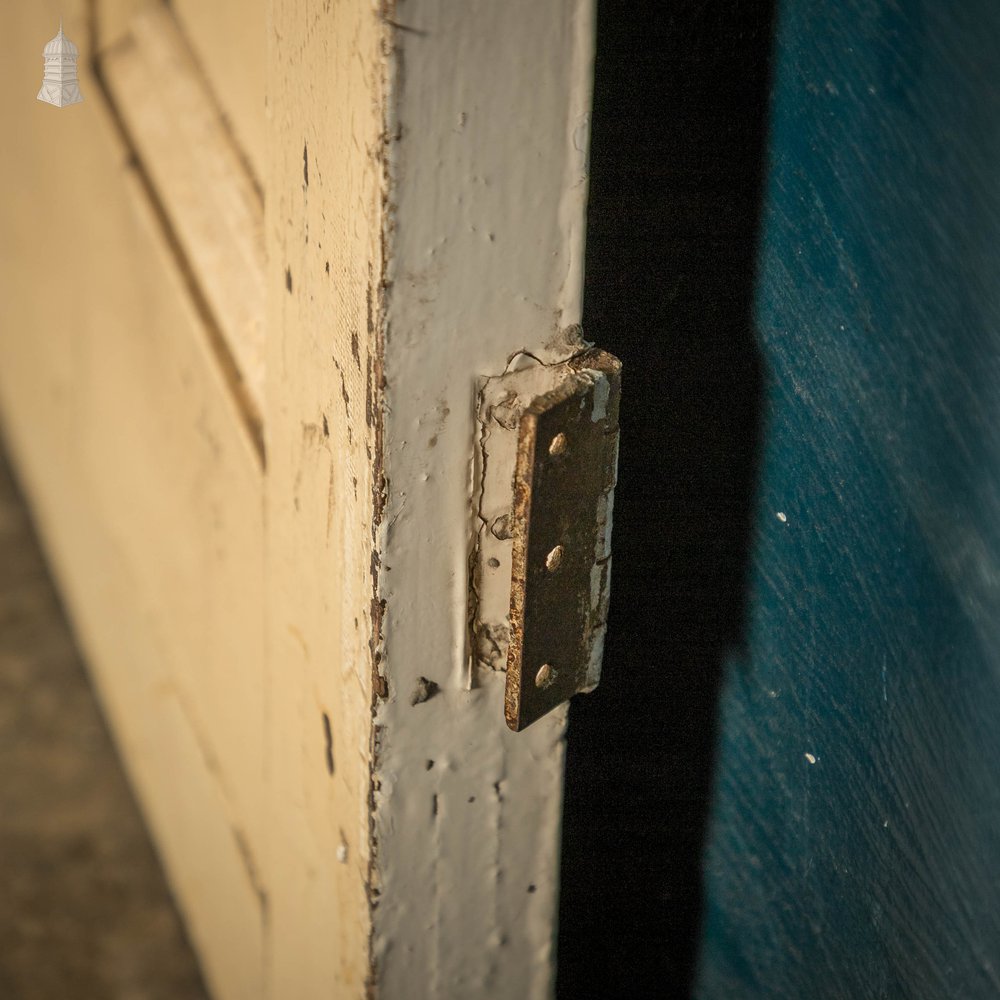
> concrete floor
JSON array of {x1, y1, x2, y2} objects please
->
[{"x1": 0, "y1": 450, "x2": 208, "y2": 999}]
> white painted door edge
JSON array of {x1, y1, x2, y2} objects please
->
[{"x1": 372, "y1": 2, "x2": 599, "y2": 996}]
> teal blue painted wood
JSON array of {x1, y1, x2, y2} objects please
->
[
  {"x1": 696, "y1": 2, "x2": 1000, "y2": 997},
  {"x1": 557, "y1": 1, "x2": 1000, "y2": 996}
]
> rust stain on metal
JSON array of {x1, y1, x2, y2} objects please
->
[{"x1": 504, "y1": 349, "x2": 622, "y2": 731}]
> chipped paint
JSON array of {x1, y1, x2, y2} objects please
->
[
  {"x1": 469, "y1": 351, "x2": 621, "y2": 729},
  {"x1": 372, "y1": 1, "x2": 597, "y2": 996}
]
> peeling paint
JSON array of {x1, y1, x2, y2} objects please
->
[{"x1": 372, "y1": 1, "x2": 597, "y2": 995}]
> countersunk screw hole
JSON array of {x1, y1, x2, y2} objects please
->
[
  {"x1": 548, "y1": 432, "x2": 567, "y2": 456},
  {"x1": 545, "y1": 545, "x2": 564, "y2": 572},
  {"x1": 535, "y1": 663, "x2": 556, "y2": 688}
]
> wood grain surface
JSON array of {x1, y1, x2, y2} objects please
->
[
  {"x1": 562, "y1": 2, "x2": 1000, "y2": 998},
  {"x1": 699, "y1": 3, "x2": 1000, "y2": 997}
]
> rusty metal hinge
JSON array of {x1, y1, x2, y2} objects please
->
[{"x1": 471, "y1": 348, "x2": 621, "y2": 731}]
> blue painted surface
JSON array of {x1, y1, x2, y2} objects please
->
[{"x1": 697, "y1": 2, "x2": 1000, "y2": 996}]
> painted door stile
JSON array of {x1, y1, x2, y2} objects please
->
[{"x1": 372, "y1": 2, "x2": 597, "y2": 996}]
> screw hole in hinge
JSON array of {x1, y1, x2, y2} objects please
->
[
  {"x1": 535, "y1": 663, "x2": 557, "y2": 689},
  {"x1": 545, "y1": 545, "x2": 564, "y2": 572}
]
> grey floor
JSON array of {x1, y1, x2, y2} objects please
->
[{"x1": 0, "y1": 449, "x2": 208, "y2": 1000}]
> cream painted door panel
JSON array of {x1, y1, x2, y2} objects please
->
[
  {"x1": 0, "y1": 4, "x2": 266, "y2": 998},
  {"x1": 0, "y1": 2, "x2": 598, "y2": 998}
]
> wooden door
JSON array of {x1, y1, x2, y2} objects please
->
[
  {"x1": 556, "y1": 2, "x2": 1000, "y2": 998},
  {"x1": 0, "y1": 2, "x2": 601, "y2": 998},
  {"x1": 693, "y1": 3, "x2": 1000, "y2": 996}
]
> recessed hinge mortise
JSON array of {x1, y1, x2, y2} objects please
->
[{"x1": 471, "y1": 348, "x2": 622, "y2": 731}]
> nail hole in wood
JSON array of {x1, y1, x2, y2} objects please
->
[{"x1": 322, "y1": 712, "x2": 334, "y2": 775}]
